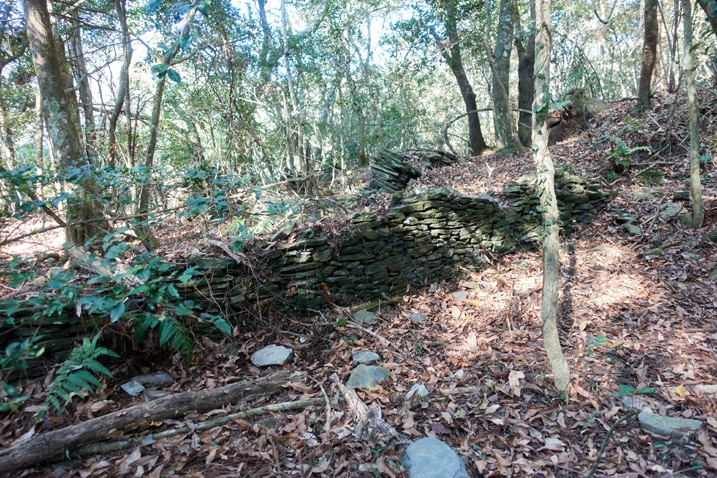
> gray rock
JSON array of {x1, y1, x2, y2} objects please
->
[
  {"x1": 659, "y1": 202, "x2": 682, "y2": 219},
  {"x1": 133, "y1": 371, "x2": 174, "y2": 387},
  {"x1": 403, "y1": 437, "x2": 469, "y2": 478},
  {"x1": 623, "y1": 223, "x2": 642, "y2": 236},
  {"x1": 450, "y1": 291, "x2": 468, "y2": 301},
  {"x1": 352, "y1": 350, "x2": 381, "y2": 364},
  {"x1": 638, "y1": 411, "x2": 703, "y2": 437},
  {"x1": 271, "y1": 221, "x2": 296, "y2": 241},
  {"x1": 410, "y1": 313, "x2": 427, "y2": 323},
  {"x1": 120, "y1": 380, "x2": 145, "y2": 397},
  {"x1": 405, "y1": 384, "x2": 429, "y2": 400},
  {"x1": 632, "y1": 188, "x2": 656, "y2": 201},
  {"x1": 251, "y1": 345, "x2": 293, "y2": 367},
  {"x1": 353, "y1": 310, "x2": 375, "y2": 324},
  {"x1": 346, "y1": 364, "x2": 391, "y2": 388}
]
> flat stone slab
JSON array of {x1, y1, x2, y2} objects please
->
[
  {"x1": 353, "y1": 310, "x2": 375, "y2": 324},
  {"x1": 352, "y1": 350, "x2": 381, "y2": 364},
  {"x1": 251, "y1": 345, "x2": 293, "y2": 367},
  {"x1": 638, "y1": 411, "x2": 703, "y2": 437},
  {"x1": 403, "y1": 437, "x2": 469, "y2": 478},
  {"x1": 410, "y1": 313, "x2": 427, "y2": 323},
  {"x1": 346, "y1": 364, "x2": 391, "y2": 388}
]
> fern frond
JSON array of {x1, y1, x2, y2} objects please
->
[{"x1": 83, "y1": 358, "x2": 113, "y2": 377}]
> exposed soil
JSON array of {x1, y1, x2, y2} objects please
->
[{"x1": 2, "y1": 90, "x2": 717, "y2": 477}]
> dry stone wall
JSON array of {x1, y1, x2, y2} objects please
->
[{"x1": 182, "y1": 170, "x2": 612, "y2": 312}]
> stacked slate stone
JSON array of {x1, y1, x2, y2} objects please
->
[
  {"x1": 501, "y1": 170, "x2": 614, "y2": 245},
  {"x1": 369, "y1": 150, "x2": 422, "y2": 192},
  {"x1": 369, "y1": 150, "x2": 459, "y2": 193}
]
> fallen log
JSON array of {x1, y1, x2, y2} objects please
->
[{"x1": 0, "y1": 370, "x2": 307, "y2": 473}]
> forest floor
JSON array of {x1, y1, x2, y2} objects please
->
[{"x1": 3, "y1": 90, "x2": 717, "y2": 477}]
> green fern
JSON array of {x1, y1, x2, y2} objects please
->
[
  {"x1": 133, "y1": 312, "x2": 195, "y2": 361},
  {"x1": 43, "y1": 334, "x2": 119, "y2": 417}
]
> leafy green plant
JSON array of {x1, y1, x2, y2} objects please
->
[
  {"x1": 617, "y1": 384, "x2": 655, "y2": 397},
  {"x1": 43, "y1": 334, "x2": 119, "y2": 417},
  {"x1": 606, "y1": 137, "x2": 652, "y2": 169},
  {"x1": 1, "y1": 336, "x2": 45, "y2": 375}
]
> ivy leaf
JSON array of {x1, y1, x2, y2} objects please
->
[{"x1": 166, "y1": 68, "x2": 181, "y2": 84}]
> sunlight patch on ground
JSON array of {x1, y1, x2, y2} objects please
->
[{"x1": 1, "y1": 219, "x2": 65, "y2": 258}]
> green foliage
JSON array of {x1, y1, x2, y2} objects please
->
[
  {"x1": 617, "y1": 384, "x2": 655, "y2": 397},
  {"x1": 43, "y1": 334, "x2": 119, "y2": 417},
  {"x1": 607, "y1": 137, "x2": 652, "y2": 162},
  {"x1": 0, "y1": 335, "x2": 45, "y2": 414}
]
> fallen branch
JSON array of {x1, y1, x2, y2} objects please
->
[
  {"x1": 583, "y1": 409, "x2": 638, "y2": 478},
  {"x1": 71, "y1": 397, "x2": 324, "y2": 458},
  {"x1": 0, "y1": 370, "x2": 306, "y2": 473},
  {"x1": 438, "y1": 386, "x2": 482, "y2": 396}
]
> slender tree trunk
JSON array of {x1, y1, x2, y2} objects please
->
[
  {"x1": 516, "y1": 0, "x2": 536, "y2": 148},
  {"x1": 137, "y1": 1, "x2": 200, "y2": 251},
  {"x1": 68, "y1": 8, "x2": 96, "y2": 159},
  {"x1": 34, "y1": 89, "x2": 44, "y2": 168},
  {"x1": 108, "y1": 0, "x2": 132, "y2": 168},
  {"x1": 0, "y1": 78, "x2": 16, "y2": 168},
  {"x1": 638, "y1": 0, "x2": 659, "y2": 109},
  {"x1": 533, "y1": 0, "x2": 570, "y2": 393},
  {"x1": 683, "y1": 0, "x2": 703, "y2": 228},
  {"x1": 23, "y1": 0, "x2": 109, "y2": 245},
  {"x1": 491, "y1": 0, "x2": 517, "y2": 152},
  {"x1": 431, "y1": 0, "x2": 487, "y2": 156}
]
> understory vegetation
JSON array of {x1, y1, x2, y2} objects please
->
[{"x1": 1, "y1": 0, "x2": 716, "y2": 475}]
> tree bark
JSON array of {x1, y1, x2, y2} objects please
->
[
  {"x1": 431, "y1": 0, "x2": 487, "y2": 156},
  {"x1": 107, "y1": 0, "x2": 132, "y2": 168},
  {"x1": 0, "y1": 370, "x2": 307, "y2": 473},
  {"x1": 684, "y1": 0, "x2": 703, "y2": 228},
  {"x1": 533, "y1": 0, "x2": 570, "y2": 392},
  {"x1": 491, "y1": 0, "x2": 518, "y2": 151},
  {"x1": 516, "y1": 0, "x2": 536, "y2": 148},
  {"x1": 23, "y1": 0, "x2": 109, "y2": 245},
  {"x1": 637, "y1": 0, "x2": 659, "y2": 109},
  {"x1": 136, "y1": 0, "x2": 200, "y2": 251},
  {"x1": 68, "y1": 8, "x2": 96, "y2": 159}
]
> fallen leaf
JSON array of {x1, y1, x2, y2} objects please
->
[{"x1": 509, "y1": 370, "x2": 525, "y2": 397}]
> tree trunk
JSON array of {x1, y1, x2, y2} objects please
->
[
  {"x1": 491, "y1": 0, "x2": 517, "y2": 151},
  {"x1": 23, "y1": 0, "x2": 109, "y2": 245},
  {"x1": 684, "y1": 0, "x2": 703, "y2": 228},
  {"x1": 68, "y1": 8, "x2": 96, "y2": 159},
  {"x1": 516, "y1": 0, "x2": 535, "y2": 148},
  {"x1": 137, "y1": 0, "x2": 200, "y2": 251},
  {"x1": 533, "y1": 0, "x2": 570, "y2": 392},
  {"x1": 107, "y1": 0, "x2": 132, "y2": 168},
  {"x1": 0, "y1": 79, "x2": 16, "y2": 169},
  {"x1": 431, "y1": 0, "x2": 487, "y2": 156},
  {"x1": 637, "y1": 0, "x2": 659, "y2": 109}
]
